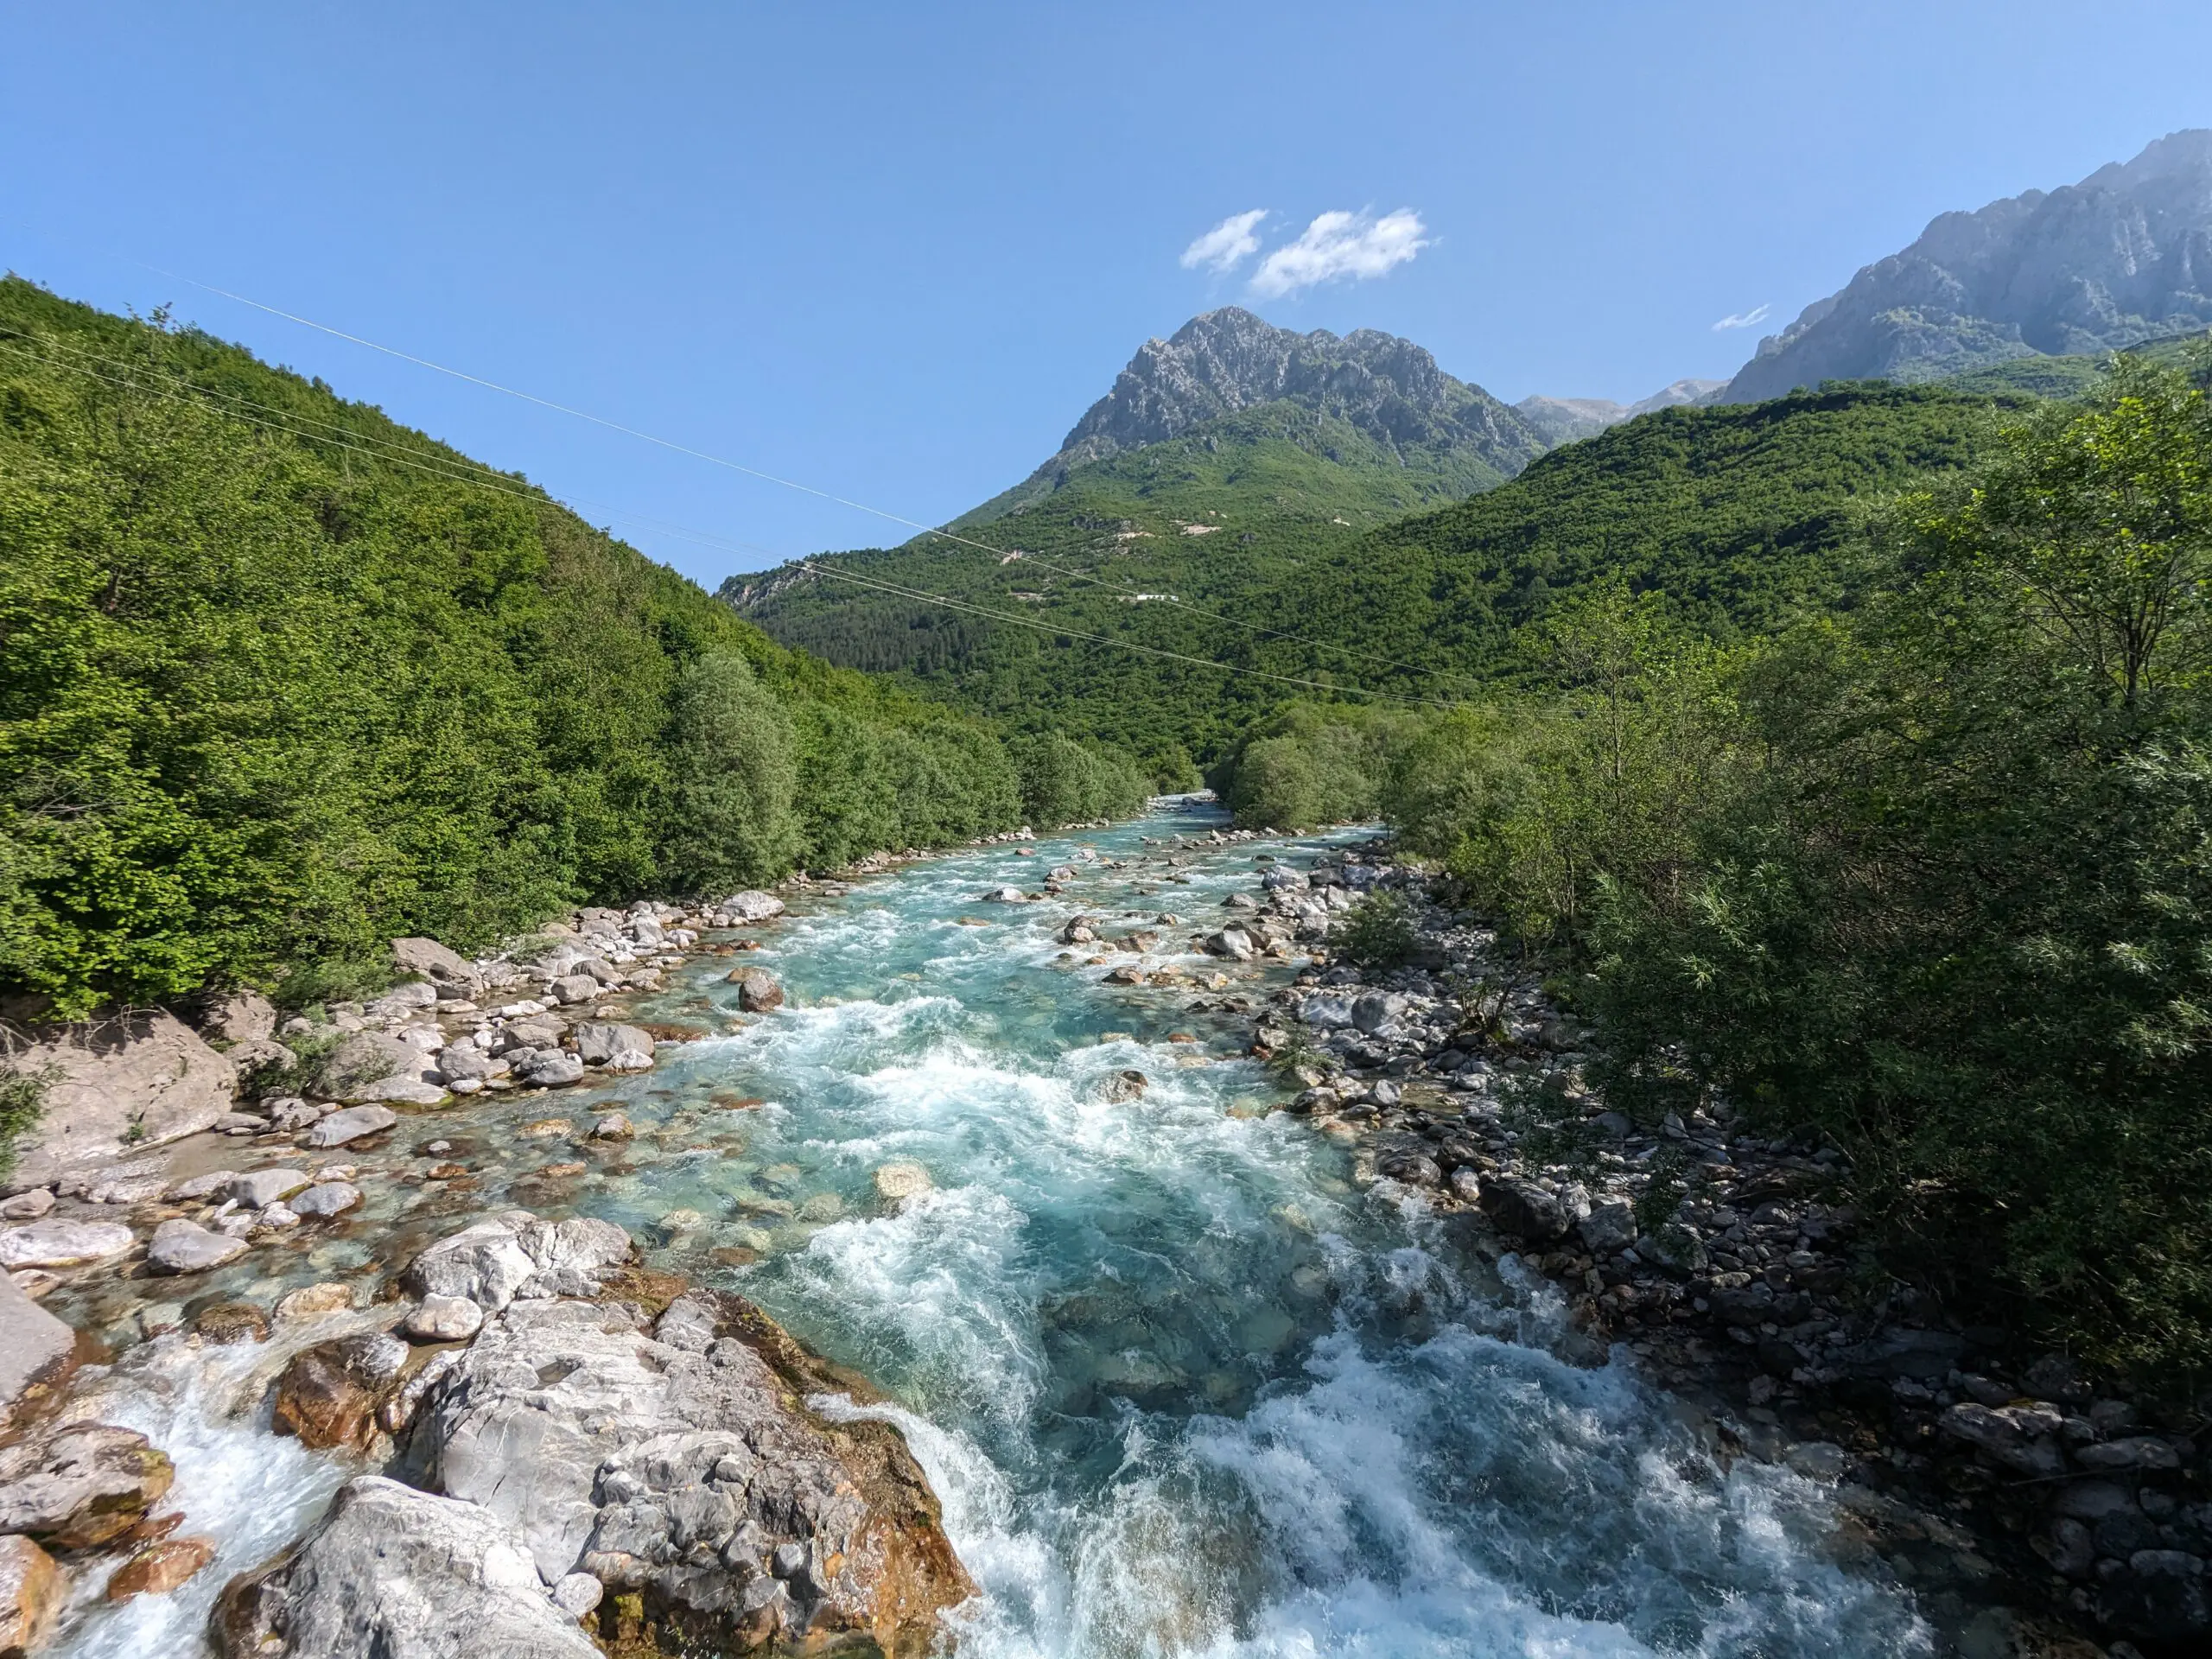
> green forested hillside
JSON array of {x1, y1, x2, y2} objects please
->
[
  {"x1": 734, "y1": 382, "x2": 2023, "y2": 768},
  {"x1": 0, "y1": 278, "x2": 1142, "y2": 1016}
]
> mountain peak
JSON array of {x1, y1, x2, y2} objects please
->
[
  {"x1": 1046, "y1": 308, "x2": 1479, "y2": 473},
  {"x1": 1723, "y1": 128, "x2": 2212, "y2": 402}
]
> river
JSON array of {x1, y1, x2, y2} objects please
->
[{"x1": 48, "y1": 804, "x2": 1931, "y2": 1657}]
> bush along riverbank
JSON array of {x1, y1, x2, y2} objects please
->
[
  {"x1": 1234, "y1": 841, "x2": 2209, "y2": 1656},
  {"x1": 0, "y1": 880, "x2": 980, "y2": 1656}
]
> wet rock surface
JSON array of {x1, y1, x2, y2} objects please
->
[
  {"x1": 212, "y1": 1476, "x2": 602, "y2": 1659},
  {"x1": 0, "y1": 1423, "x2": 174, "y2": 1550},
  {"x1": 416, "y1": 1287, "x2": 972, "y2": 1656}
]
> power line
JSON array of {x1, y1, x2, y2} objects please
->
[
  {"x1": 150, "y1": 267, "x2": 1497, "y2": 691},
  {"x1": 0, "y1": 330, "x2": 1462, "y2": 711}
]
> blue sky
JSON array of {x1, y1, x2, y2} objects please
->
[{"x1": 4, "y1": 2, "x2": 2209, "y2": 585}]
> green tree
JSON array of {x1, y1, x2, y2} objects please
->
[{"x1": 658, "y1": 651, "x2": 801, "y2": 893}]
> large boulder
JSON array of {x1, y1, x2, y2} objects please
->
[
  {"x1": 147, "y1": 1218, "x2": 251, "y2": 1275},
  {"x1": 3, "y1": 1012, "x2": 237, "y2": 1192},
  {"x1": 318, "y1": 1033, "x2": 432, "y2": 1100},
  {"x1": 0, "y1": 1274, "x2": 77, "y2": 1428},
  {"x1": 573, "y1": 1023, "x2": 655, "y2": 1071},
  {"x1": 416, "y1": 1291, "x2": 971, "y2": 1656},
  {"x1": 716, "y1": 891, "x2": 786, "y2": 924},
  {"x1": 0, "y1": 1422, "x2": 174, "y2": 1548},
  {"x1": 303, "y1": 1106, "x2": 400, "y2": 1148},
  {"x1": 1477, "y1": 1178, "x2": 1576, "y2": 1245},
  {"x1": 212, "y1": 1476, "x2": 601, "y2": 1659},
  {"x1": 200, "y1": 990, "x2": 278, "y2": 1046},
  {"x1": 391, "y1": 937, "x2": 481, "y2": 993},
  {"x1": 400, "y1": 1212, "x2": 633, "y2": 1314},
  {"x1": 273, "y1": 1331, "x2": 412, "y2": 1452},
  {"x1": 0, "y1": 1219, "x2": 136, "y2": 1270},
  {"x1": 730, "y1": 970, "x2": 784, "y2": 1013}
]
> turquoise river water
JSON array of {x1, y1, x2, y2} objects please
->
[{"x1": 51, "y1": 804, "x2": 1932, "y2": 1657}]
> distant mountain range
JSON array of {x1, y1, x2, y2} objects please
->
[
  {"x1": 1722, "y1": 128, "x2": 2212, "y2": 401},
  {"x1": 1513, "y1": 379, "x2": 1726, "y2": 444}
]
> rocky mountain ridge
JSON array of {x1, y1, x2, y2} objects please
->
[
  {"x1": 1724, "y1": 128, "x2": 2212, "y2": 402},
  {"x1": 957, "y1": 306, "x2": 1548, "y2": 530}
]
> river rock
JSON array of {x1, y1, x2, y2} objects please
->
[
  {"x1": 212, "y1": 1475, "x2": 602, "y2": 1659},
  {"x1": 1203, "y1": 928, "x2": 1256, "y2": 961},
  {"x1": 195, "y1": 1302, "x2": 270, "y2": 1343},
  {"x1": 550, "y1": 975, "x2": 601, "y2": 1007},
  {"x1": 304, "y1": 1105, "x2": 398, "y2": 1148},
  {"x1": 107, "y1": 1534, "x2": 216, "y2": 1601},
  {"x1": 0, "y1": 1219, "x2": 135, "y2": 1270},
  {"x1": 590, "y1": 1113, "x2": 634, "y2": 1140},
  {"x1": 981, "y1": 886, "x2": 1027, "y2": 903},
  {"x1": 2101, "y1": 1548, "x2": 2210, "y2": 1642},
  {"x1": 416, "y1": 1291, "x2": 972, "y2": 1654},
  {"x1": 401, "y1": 1211, "x2": 633, "y2": 1313},
  {"x1": 1937, "y1": 1402, "x2": 2066, "y2": 1477},
  {"x1": 3, "y1": 1012, "x2": 237, "y2": 1192},
  {"x1": 1350, "y1": 992, "x2": 1406, "y2": 1033},
  {"x1": 391, "y1": 936, "x2": 480, "y2": 992},
  {"x1": 168, "y1": 1169, "x2": 238, "y2": 1202},
  {"x1": 1098, "y1": 1070, "x2": 1148, "y2": 1103},
  {"x1": 1578, "y1": 1197, "x2": 1638, "y2": 1253},
  {"x1": 1478, "y1": 1178, "x2": 1575, "y2": 1244},
  {"x1": 731, "y1": 969, "x2": 785, "y2": 1012},
  {"x1": 517, "y1": 1052, "x2": 586, "y2": 1088},
  {"x1": 273, "y1": 1331, "x2": 412, "y2": 1452},
  {"x1": 403, "y1": 1294, "x2": 485, "y2": 1344},
  {"x1": 275, "y1": 1283, "x2": 355, "y2": 1322},
  {"x1": 355, "y1": 1074, "x2": 448, "y2": 1106},
  {"x1": 434, "y1": 1045, "x2": 500, "y2": 1084},
  {"x1": 147, "y1": 1219, "x2": 250, "y2": 1275},
  {"x1": 0, "y1": 1423, "x2": 174, "y2": 1548},
  {"x1": 0, "y1": 1190, "x2": 53, "y2": 1221},
  {"x1": 289, "y1": 1181, "x2": 362, "y2": 1219},
  {"x1": 317, "y1": 1032, "x2": 423, "y2": 1097},
  {"x1": 873, "y1": 1163, "x2": 931, "y2": 1201},
  {"x1": 1059, "y1": 917, "x2": 1099, "y2": 944},
  {"x1": 717, "y1": 891, "x2": 786, "y2": 923},
  {"x1": 230, "y1": 1169, "x2": 309, "y2": 1210},
  {"x1": 0, "y1": 1273, "x2": 77, "y2": 1427},
  {"x1": 0, "y1": 1534, "x2": 60, "y2": 1654},
  {"x1": 574, "y1": 1023, "x2": 655, "y2": 1070}
]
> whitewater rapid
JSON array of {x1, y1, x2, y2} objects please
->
[{"x1": 43, "y1": 807, "x2": 1930, "y2": 1656}]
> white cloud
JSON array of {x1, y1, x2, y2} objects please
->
[
  {"x1": 1179, "y1": 209, "x2": 1269, "y2": 274},
  {"x1": 1247, "y1": 208, "x2": 1428, "y2": 299},
  {"x1": 1712, "y1": 302, "x2": 1772, "y2": 331}
]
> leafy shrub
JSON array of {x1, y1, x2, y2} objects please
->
[{"x1": 1335, "y1": 889, "x2": 1420, "y2": 968}]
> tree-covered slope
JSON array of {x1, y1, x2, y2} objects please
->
[
  {"x1": 734, "y1": 382, "x2": 2021, "y2": 768},
  {"x1": 0, "y1": 278, "x2": 1143, "y2": 1016}
]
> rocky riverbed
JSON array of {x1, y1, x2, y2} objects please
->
[
  {"x1": 1230, "y1": 834, "x2": 2208, "y2": 1657},
  {"x1": 0, "y1": 804, "x2": 2182, "y2": 1657}
]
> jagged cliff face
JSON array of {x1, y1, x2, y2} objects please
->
[
  {"x1": 1726, "y1": 129, "x2": 2212, "y2": 402},
  {"x1": 1033, "y1": 307, "x2": 1546, "y2": 482}
]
